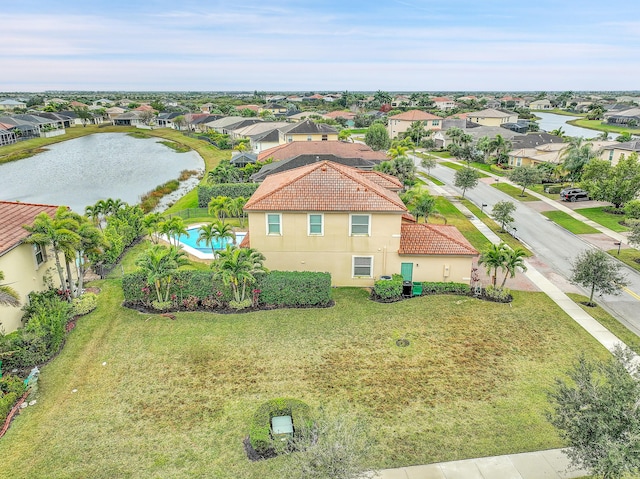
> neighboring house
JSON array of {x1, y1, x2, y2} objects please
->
[
  {"x1": 508, "y1": 139, "x2": 616, "y2": 167},
  {"x1": 11, "y1": 114, "x2": 66, "y2": 137},
  {"x1": 261, "y1": 103, "x2": 288, "y2": 115},
  {"x1": 205, "y1": 116, "x2": 247, "y2": 134},
  {"x1": 387, "y1": 110, "x2": 442, "y2": 139},
  {"x1": 528, "y1": 99, "x2": 553, "y2": 110},
  {"x1": 257, "y1": 140, "x2": 388, "y2": 163},
  {"x1": 0, "y1": 201, "x2": 66, "y2": 334},
  {"x1": 286, "y1": 112, "x2": 315, "y2": 122},
  {"x1": 604, "y1": 107, "x2": 640, "y2": 127},
  {"x1": 277, "y1": 119, "x2": 338, "y2": 143},
  {"x1": 431, "y1": 97, "x2": 456, "y2": 110},
  {"x1": 0, "y1": 99, "x2": 26, "y2": 111},
  {"x1": 500, "y1": 96, "x2": 526, "y2": 108},
  {"x1": 599, "y1": 140, "x2": 640, "y2": 166},
  {"x1": 241, "y1": 161, "x2": 477, "y2": 287},
  {"x1": 433, "y1": 122, "x2": 519, "y2": 149},
  {"x1": 112, "y1": 111, "x2": 145, "y2": 126},
  {"x1": 230, "y1": 152, "x2": 258, "y2": 168},
  {"x1": 156, "y1": 112, "x2": 184, "y2": 129},
  {"x1": 467, "y1": 109, "x2": 518, "y2": 127},
  {"x1": 105, "y1": 106, "x2": 127, "y2": 119},
  {"x1": 0, "y1": 125, "x2": 17, "y2": 146}
]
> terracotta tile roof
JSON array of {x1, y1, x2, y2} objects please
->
[
  {"x1": 324, "y1": 111, "x2": 356, "y2": 120},
  {"x1": 0, "y1": 201, "x2": 60, "y2": 256},
  {"x1": 258, "y1": 141, "x2": 387, "y2": 162},
  {"x1": 357, "y1": 170, "x2": 403, "y2": 190},
  {"x1": 388, "y1": 110, "x2": 441, "y2": 121},
  {"x1": 244, "y1": 161, "x2": 407, "y2": 213},
  {"x1": 399, "y1": 223, "x2": 478, "y2": 256},
  {"x1": 238, "y1": 232, "x2": 250, "y2": 248},
  {"x1": 432, "y1": 97, "x2": 453, "y2": 102},
  {"x1": 402, "y1": 213, "x2": 416, "y2": 223}
]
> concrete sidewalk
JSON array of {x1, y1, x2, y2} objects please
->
[{"x1": 377, "y1": 449, "x2": 588, "y2": 479}]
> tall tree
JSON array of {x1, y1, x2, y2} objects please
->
[
  {"x1": 562, "y1": 137, "x2": 598, "y2": 182},
  {"x1": 581, "y1": 153, "x2": 640, "y2": 210},
  {"x1": 492, "y1": 201, "x2": 516, "y2": 233},
  {"x1": 508, "y1": 166, "x2": 542, "y2": 195},
  {"x1": 0, "y1": 270, "x2": 20, "y2": 307},
  {"x1": 197, "y1": 221, "x2": 235, "y2": 257},
  {"x1": 420, "y1": 156, "x2": 437, "y2": 177},
  {"x1": 213, "y1": 246, "x2": 267, "y2": 305},
  {"x1": 570, "y1": 249, "x2": 628, "y2": 306},
  {"x1": 408, "y1": 191, "x2": 437, "y2": 223},
  {"x1": 159, "y1": 216, "x2": 187, "y2": 247},
  {"x1": 453, "y1": 167, "x2": 479, "y2": 198},
  {"x1": 364, "y1": 123, "x2": 391, "y2": 151}
]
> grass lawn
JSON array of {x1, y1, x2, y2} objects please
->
[
  {"x1": 547, "y1": 109, "x2": 587, "y2": 117},
  {"x1": 417, "y1": 172, "x2": 444, "y2": 186},
  {"x1": 440, "y1": 161, "x2": 490, "y2": 178},
  {"x1": 566, "y1": 293, "x2": 640, "y2": 355},
  {"x1": 574, "y1": 207, "x2": 629, "y2": 232},
  {"x1": 568, "y1": 119, "x2": 640, "y2": 136},
  {"x1": 0, "y1": 281, "x2": 610, "y2": 479},
  {"x1": 528, "y1": 184, "x2": 566, "y2": 200},
  {"x1": 491, "y1": 183, "x2": 540, "y2": 202},
  {"x1": 468, "y1": 161, "x2": 507, "y2": 177},
  {"x1": 541, "y1": 211, "x2": 600, "y2": 235},
  {"x1": 433, "y1": 197, "x2": 491, "y2": 251},
  {"x1": 607, "y1": 248, "x2": 640, "y2": 274}
]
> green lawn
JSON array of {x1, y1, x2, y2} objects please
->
[
  {"x1": 0, "y1": 280, "x2": 610, "y2": 479},
  {"x1": 606, "y1": 248, "x2": 640, "y2": 273},
  {"x1": 528, "y1": 184, "x2": 568, "y2": 200},
  {"x1": 433, "y1": 197, "x2": 491, "y2": 251},
  {"x1": 491, "y1": 183, "x2": 541, "y2": 202},
  {"x1": 541, "y1": 211, "x2": 600, "y2": 235},
  {"x1": 574, "y1": 207, "x2": 629, "y2": 232},
  {"x1": 417, "y1": 172, "x2": 444, "y2": 186},
  {"x1": 546, "y1": 109, "x2": 587, "y2": 117},
  {"x1": 568, "y1": 119, "x2": 640, "y2": 136},
  {"x1": 440, "y1": 161, "x2": 490, "y2": 178}
]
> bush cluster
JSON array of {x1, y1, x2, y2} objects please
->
[
  {"x1": 89, "y1": 205, "x2": 145, "y2": 268},
  {"x1": 123, "y1": 270, "x2": 332, "y2": 310},
  {"x1": 371, "y1": 280, "x2": 472, "y2": 302},
  {"x1": 483, "y1": 285, "x2": 513, "y2": 302},
  {"x1": 421, "y1": 282, "x2": 471, "y2": 295},
  {"x1": 0, "y1": 375, "x2": 25, "y2": 423},
  {"x1": 198, "y1": 184, "x2": 259, "y2": 207},
  {"x1": 372, "y1": 278, "x2": 403, "y2": 301},
  {"x1": 71, "y1": 292, "x2": 98, "y2": 317},
  {"x1": 249, "y1": 398, "x2": 312, "y2": 458}
]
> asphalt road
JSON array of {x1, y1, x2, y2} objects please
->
[{"x1": 426, "y1": 162, "x2": 640, "y2": 336}]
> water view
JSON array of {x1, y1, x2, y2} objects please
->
[
  {"x1": 0, "y1": 133, "x2": 204, "y2": 212},
  {"x1": 535, "y1": 112, "x2": 615, "y2": 139}
]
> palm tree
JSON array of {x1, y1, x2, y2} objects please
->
[
  {"x1": 550, "y1": 127, "x2": 565, "y2": 138},
  {"x1": 213, "y1": 246, "x2": 267, "y2": 304},
  {"x1": 446, "y1": 127, "x2": 464, "y2": 147},
  {"x1": 197, "y1": 221, "x2": 235, "y2": 257},
  {"x1": 500, "y1": 248, "x2": 528, "y2": 288},
  {"x1": 208, "y1": 196, "x2": 231, "y2": 223},
  {"x1": 561, "y1": 137, "x2": 597, "y2": 182},
  {"x1": 85, "y1": 204, "x2": 102, "y2": 229},
  {"x1": 409, "y1": 191, "x2": 437, "y2": 223},
  {"x1": 388, "y1": 144, "x2": 409, "y2": 159},
  {"x1": 74, "y1": 218, "x2": 105, "y2": 295},
  {"x1": 489, "y1": 135, "x2": 512, "y2": 164},
  {"x1": 478, "y1": 242, "x2": 508, "y2": 287},
  {"x1": 0, "y1": 270, "x2": 20, "y2": 307},
  {"x1": 338, "y1": 130, "x2": 352, "y2": 142},
  {"x1": 135, "y1": 244, "x2": 189, "y2": 303},
  {"x1": 159, "y1": 216, "x2": 187, "y2": 247},
  {"x1": 228, "y1": 197, "x2": 248, "y2": 227},
  {"x1": 24, "y1": 207, "x2": 81, "y2": 293},
  {"x1": 142, "y1": 212, "x2": 165, "y2": 244}
]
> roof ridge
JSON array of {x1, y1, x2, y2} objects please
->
[
  {"x1": 0, "y1": 200, "x2": 61, "y2": 208},
  {"x1": 420, "y1": 223, "x2": 477, "y2": 254}
]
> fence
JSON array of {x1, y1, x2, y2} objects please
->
[{"x1": 165, "y1": 208, "x2": 210, "y2": 219}]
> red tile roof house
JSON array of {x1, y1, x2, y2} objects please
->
[
  {"x1": 240, "y1": 161, "x2": 477, "y2": 286},
  {"x1": 0, "y1": 201, "x2": 68, "y2": 333},
  {"x1": 387, "y1": 110, "x2": 443, "y2": 139}
]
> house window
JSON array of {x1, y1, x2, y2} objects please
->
[
  {"x1": 350, "y1": 214, "x2": 370, "y2": 236},
  {"x1": 33, "y1": 243, "x2": 46, "y2": 267},
  {"x1": 267, "y1": 213, "x2": 282, "y2": 235},
  {"x1": 307, "y1": 135, "x2": 312, "y2": 141},
  {"x1": 432, "y1": 120, "x2": 439, "y2": 126},
  {"x1": 321, "y1": 134, "x2": 328, "y2": 141},
  {"x1": 609, "y1": 150, "x2": 614, "y2": 162},
  {"x1": 287, "y1": 136, "x2": 292, "y2": 143},
  {"x1": 308, "y1": 214, "x2": 323, "y2": 235},
  {"x1": 352, "y1": 256, "x2": 373, "y2": 278},
  {"x1": 516, "y1": 158, "x2": 522, "y2": 166}
]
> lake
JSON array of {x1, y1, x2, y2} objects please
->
[
  {"x1": 534, "y1": 112, "x2": 615, "y2": 139},
  {"x1": 0, "y1": 133, "x2": 204, "y2": 212}
]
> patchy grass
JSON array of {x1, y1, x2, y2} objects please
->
[
  {"x1": 159, "y1": 140, "x2": 191, "y2": 153},
  {"x1": 574, "y1": 207, "x2": 629, "y2": 232},
  {"x1": 607, "y1": 248, "x2": 640, "y2": 273},
  {"x1": 0, "y1": 282, "x2": 610, "y2": 479},
  {"x1": 566, "y1": 293, "x2": 640, "y2": 354},
  {"x1": 440, "y1": 161, "x2": 490, "y2": 178},
  {"x1": 491, "y1": 183, "x2": 540, "y2": 202},
  {"x1": 541, "y1": 211, "x2": 600, "y2": 234}
]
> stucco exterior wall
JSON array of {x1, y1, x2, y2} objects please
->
[
  {"x1": 0, "y1": 244, "x2": 61, "y2": 333},
  {"x1": 468, "y1": 115, "x2": 517, "y2": 127},
  {"x1": 388, "y1": 119, "x2": 442, "y2": 139}
]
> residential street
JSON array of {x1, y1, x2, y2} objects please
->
[{"x1": 423, "y1": 161, "x2": 640, "y2": 335}]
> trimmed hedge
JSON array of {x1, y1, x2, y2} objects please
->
[
  {"x1": 372, "y1": 278, "x2": 403, "y2": 301},
  {"x1": 0, "y1": 375, "x2": 25, "y2": 422},
  {"x1": 198, "y1": 183, "x2": 259, "y2": 207},
  {"x1": 122, "y1": 270, "x2": 332, "y2": 309},
  {"x1": 421, "y1": 282, "x2": 470, "y2": 295},
  {"x1": 71, "y1": 292, "x2": 98, "y2": 317},
  {"x1": 249, "y1": 398, "x2": 312, "y2": 457},
  {"x1": 257, "y1": 271, "x2": 332, "y2": 307}
]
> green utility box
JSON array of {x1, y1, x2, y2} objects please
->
[
  {"x1": 412, "y1": 282, "x2": 423, "y2": 296},
  {"x1": 271, "y1": 415, "x2": 294, "y2": 441}
]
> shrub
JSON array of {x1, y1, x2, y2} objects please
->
[
  {"x1": 624, "y1": 199, "x2": 640, "y2": 220},
  {"x1": 229, "y1": 298, "x2": 252, "y2": 310},
  {"x1": 483, "y1": 285, "x2": 512, "y2": 302},
  {"x1": 421, "y1": 282, "x2": 470, "y2": 295},
  {"x1": 0, "y1": 375, "x2": 25, "y2": 422},
  {"x1": 372, "y1": 278, "x2": 403, "y2": 301},
  {"x1": 257, "y1": 271, "x2": 332, "y2": 307},
  {"x1": 198, "y1": 183, "x2": 259, "y2": 207},
  {"x1": 545, "y1": 185, "x2": 563, "y2": 194},
  {"x1": 71, "y1": 293, "x2": 98, "y2": 317},
  {"x1": 249, "y1": 398, "x2": 313, "y2": 458},
  {"x1": 151, "y1": 300, "x2": 173, "y2": 311}
]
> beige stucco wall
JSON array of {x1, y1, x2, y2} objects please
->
[
  {"x1": 468, "y1": 114, "x2": 517, "y2": 127},
  {"x1": 0, "y1": 244, "x2": 62, "y2": 334},
  {"x1": 388, "y1": 119, "x2": 442, "y2": 139},
  {"x1": 599, "y1": 149, "x2": 629, "y2": 167},
  {"x1": 246, "y1": 211, "x2": 474, "y2": 286},
  {"x1": 280, "y1": 133, "x2": 339, "y2": 144}
]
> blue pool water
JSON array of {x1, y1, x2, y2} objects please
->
[{"x1": 178, "y1": 227, "x2": 246, "y2": 252}]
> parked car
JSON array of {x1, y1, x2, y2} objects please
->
[{"x1": 560, "y1": 188, "x2": 590, "y2": 202}]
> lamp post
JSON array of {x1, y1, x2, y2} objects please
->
[
  {"x1": 614, "y1": 241, "x2": 622, "y2": 255},
  {"x1": 481, "y1": 203, "x2": 487, "y2": 213}
]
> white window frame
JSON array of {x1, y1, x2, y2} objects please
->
[
  {"x1": 33, "y1": 243, "x2": 46, "y2": 268},
  {"x1": 308, "y1": 213, "x2": 324, "y2": 236},
  {"x1": 350, "y1": 214, "x2": 371, "y2": 236},
  {"x1": 266, "y1": 213, "x2": 282, "y2": 235},
  {"x1": 352, "y1": 256, "x2": 373, "y2": 278}
]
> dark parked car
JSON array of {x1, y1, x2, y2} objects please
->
[{"x1": 560, "y1": 188, "x2": 590, "y2": 202}]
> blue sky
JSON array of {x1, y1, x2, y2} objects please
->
[{"x1": 2, "y1": 0, "x2": 639, "y2": 92}]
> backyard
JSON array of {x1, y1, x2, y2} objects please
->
[{"x1": 0, "y1": 278, "x2": 609, "y2": 479}]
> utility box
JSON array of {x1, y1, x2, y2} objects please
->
[
  {"x1": 271, "y1": 415, "x2": 294, "y2": 442},
  {"x1": 402, "y1": 281, "x2": 413, "y2": 298}
]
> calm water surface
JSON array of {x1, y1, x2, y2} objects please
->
[
  {"x1": 0, "y1": 133, "x2": 204, "y2": 212},
  {"x1": 535, "y1": 112, "x2": 615, "y2": 139}
]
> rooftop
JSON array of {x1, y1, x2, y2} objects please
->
[
  {"x1": 399, "y1": 223, "x2": 478, "y2": 256},
  {"x1": 0, "y1": 201, "x2": 60, "y2": 256}
]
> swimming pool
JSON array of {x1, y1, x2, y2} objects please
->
[{"x1": 176, "y1": 226, "x2": 246, "y2": 258}]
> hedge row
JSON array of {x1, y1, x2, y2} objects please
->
[
  {"x1": 371, "y1": 280, "x2": 471, "y2": 302},
  {"x1": 249, "y1": 398, "x2": 312, "y2": 457},
  {"x1": 0, "y1": 375, "x2": 25, "y2": 423},
  {"x1": 122, "y1": 270, "x2": 332, "y2": 308},
  {"x1": 198, "y1": 183, "x2": 260, "y2": 207}
]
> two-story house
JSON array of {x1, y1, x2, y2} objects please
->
[
  {"x1": 599, "y1": 140, "x2": 640, "y2": 166},
  {"x1": 387, "y1": 110, "x2": 442, "y2": 139},
  {"x1": 0, "y1": 201, "x2": 67, "y2": 333},
  {"x1": 277, "y1": 119, "x2": 339, "y2": 144},
  {"x1": 467, "y1": 109, "x2": 518, "y2": 127},
  {"x1": 241, "y1": 161, "x2": 477, "y2": 287}
]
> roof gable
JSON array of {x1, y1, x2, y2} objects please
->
[
  {"x1": 399, "y1": 223, "x2": 478, "y2": 256},
  {"x1": 0, "y1": 201, "x2": 60, "y2": 256}
]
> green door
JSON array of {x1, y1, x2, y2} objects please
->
[{"x1": 401, "y1": 263, "x2": 413, "y2": 282}]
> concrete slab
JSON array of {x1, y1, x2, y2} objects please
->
[
  {"x1": 539, "y1": 450, "x2": 588, "y2": 479},
  {"x1": 438, "y1": 459, "x2": 484, "y2": 479},
  {"x1": 377, "y1": 468, "x2": 409, "y2": 479},
  {"x1": 509, "y1": 452, "x2": 560, "y2": 479},
  {"x1": 404, "y1": 464, "x2": 446, "y2": 479},
  {"x1": 475, "y1": 455, "x2": 523, "y2": 479}
]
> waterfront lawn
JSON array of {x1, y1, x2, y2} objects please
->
[
  {"x1": 491, "y1": 183, "x2": 540, "y2": 202},
  {"x1": 0, "y1": 283, "x2": 609, "y2": 479},
  {"x1": 541, "y1": 211, "x2": 600, "y2": 235},
  {"x1": 568, "y1": 119, "x2": 640, "y2": 136},
  {"x1": 574, "y1": 207, "x2": 629, "y2": 232}
]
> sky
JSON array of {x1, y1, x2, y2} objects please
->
[{"x1": 2, "y1": 0, "x2": 640, "y2": 92}]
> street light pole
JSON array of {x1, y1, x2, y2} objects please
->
[{"x1": 614, "y1": 242, "x2": 622, "y2": 255}]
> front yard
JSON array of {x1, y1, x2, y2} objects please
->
[{"x1": 0, "y1": 281, "x2": 609, "y2": 479}]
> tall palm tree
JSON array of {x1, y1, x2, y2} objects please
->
[
  {"x1": 142, "y1": 212, "x2": 165, "y2": 244},
  {"x1": 478, "y1": 242, "x2": 508, "y2": 287},
  {"x1": 446, "y1": 127, "x2": 464, "y2": 147},
  {"x1": 208, "y1": 196, "x2": 231, "y2": 223},
  {"x1": 213, "y1": 246, "x2": 267, "y2": 304},
  {"x1": 410, "y1": 191, "x2": 437, "y2": 223},
  {"x1": 135, "y1": 244, "x2": 189, "y2": 303},
  {"x1": 24, "y1": 208, "x2": 81, "y2": 292},
  {"x1": 159, "y1": 217, "x2": 187, "y2": 247},
  {"x1": 489, "y1": 135, "x2": 512, "y2": 164},
  {"x1": 500, "y1": 248, "x2": 528, "y2": 288},
  {"x1": 230, "y1": 197, "x2": 248, "y2": 227},
  {"x1": 0, "y1": 270, "x2": 20, "y2": 307},
  {"x1": 197, "y1": 221, "x2": 235, "y2": 257},
  {"x1": 561, "y1": 137, "x2": 597, "y2": 182}
]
